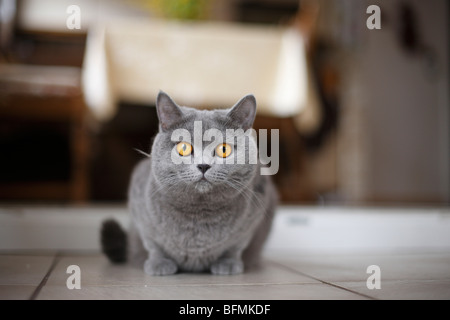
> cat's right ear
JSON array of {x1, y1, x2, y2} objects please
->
[
  {"x1": 227, "y1": 94, "x2": 257, "y2": 131},
  {"x1": 156, "y1": 91, "x2": 184, "y2": 131}
]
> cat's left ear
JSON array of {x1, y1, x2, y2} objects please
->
[
  {"x1": 227, "y1": 94, "x2": 257, "y2": 130},
  {"x1": 156, "y1": 91, "x2": 184, "y2": 131}
]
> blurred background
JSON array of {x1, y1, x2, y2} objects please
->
[{"x1": 0, "y1": 0, "x2": 448, "y2": 206}]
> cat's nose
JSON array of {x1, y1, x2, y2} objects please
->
[{"x1": 197, "y1": 164, "x2": 211, "y2": 174}]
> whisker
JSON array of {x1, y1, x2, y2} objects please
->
[
  {"x1": 223, "y1": 179, "x2": 268, "y2": 221},
  {"x1": 134, "y1": 148, "x2": 151, "y2": 158},
  {"x1": 228, "y1": 177, "x2": 270, "y2": 220}
]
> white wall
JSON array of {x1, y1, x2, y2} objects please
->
[{"x1": 1, "y1": 205, "x2": 450, "y2": 252}]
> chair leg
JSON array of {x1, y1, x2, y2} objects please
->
[{"x1": 70, "y1": 97, "x2": 90, "y2": 203}]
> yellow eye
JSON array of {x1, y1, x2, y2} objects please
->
[
  {"x1": 216, "y1": 143, "x2": 232, "y2": 158},
  {"x1": 176, "y1": 142, "x2": 192, "y2": 156}
]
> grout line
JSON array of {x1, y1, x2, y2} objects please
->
[
  {"x1": 316, "y1": 280, "x2": 379, "y2": 300},
  {"x1": 28, "y1": 252, "x2": 61, "y2": 300},
  {"x1": 268, "y1": 260, "x2": 379, "y2": 300}
]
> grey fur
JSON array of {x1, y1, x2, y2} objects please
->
[{"x1": 127, "y1": 92, "x2": 277, "y2": 275}]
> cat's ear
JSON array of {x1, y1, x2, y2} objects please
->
[
  {"x1": 227, "y1": 94, "x2": 257, "y2": 130},
  {"x1": 156, "y1": 91, "x2": 184, "y2": 131}
]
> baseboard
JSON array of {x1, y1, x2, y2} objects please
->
[{"x1": 0, "y1": 205, "x2": 449, "y2": 253}]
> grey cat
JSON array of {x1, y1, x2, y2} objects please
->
[{"x1": 101, "y1": 92, "x2": 277, "y2": 275}]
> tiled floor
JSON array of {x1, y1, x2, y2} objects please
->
[{"x1": 1, "y1": 250, "x2": 449, "y2": 300}]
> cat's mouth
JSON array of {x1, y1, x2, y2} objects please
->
[{"x1": 194, "y1": 177, "x2": 212, "y2": 193}]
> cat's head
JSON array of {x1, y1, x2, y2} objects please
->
[{"x1": 150, "y1": 91, "x2": 258, "y2": 196}]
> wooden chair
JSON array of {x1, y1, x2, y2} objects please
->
[{"x1": 0, "y1": 64, "x2": 90, "y2": 202}]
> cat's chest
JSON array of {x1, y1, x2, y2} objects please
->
[
  {"x1": 161, "y1": 213, "x2": 231, "y2": 240},
  {"x1": 149, "y1": 207, "x2": 246, "y2": 253}
]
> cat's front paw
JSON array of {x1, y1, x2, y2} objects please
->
[
  {"x1": 211, "y1": 258, "x2": 244, "y2": 275},
  {"x1": 144, "y1": 257, "x2": 178, "y2": 276}
]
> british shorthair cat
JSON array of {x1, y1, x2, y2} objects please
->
[{"x1": 101, "y1": 92, "x2": 277, "y2": 275}]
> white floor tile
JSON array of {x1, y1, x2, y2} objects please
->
[
  {"x1": 37, "y1": 283, "x2": 367, "y2": 300},
  {"x1": 268, "y1": 252, "x2": 450, "y2": 282},
  {"x1": 45, "y1": 255, "x2": 318, "y2": 287},
  {"x1": 334, "y1": 279, "x2": 450, "y2": 300},
  {"x1": 2, "y1": 250, "x2": 449, "y2": 300},
  {"x1": 0, "y1": 285, "x2": 37, "y2": 300},
  {"x1": 0, "y1": 255, "x2": 55, "y2": 285}
]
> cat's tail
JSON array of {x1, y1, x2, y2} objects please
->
[{"x1": 101, "y1": 219, "x2": 127, "y2": 263}]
